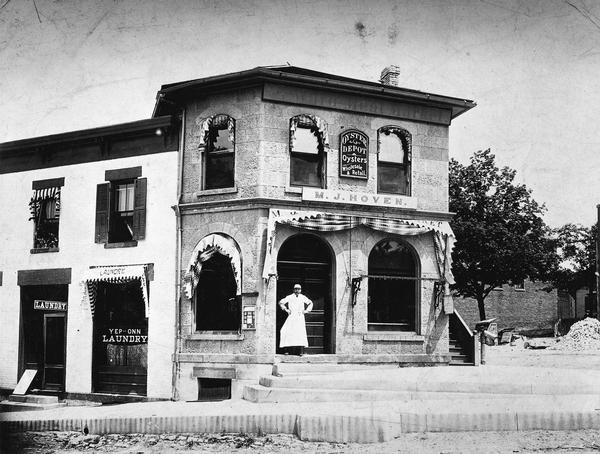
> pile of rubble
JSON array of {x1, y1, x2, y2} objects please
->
[{"x1": 551, "y1": 318, "x2": 600, "y2": 352}]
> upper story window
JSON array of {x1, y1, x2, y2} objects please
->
[
  {"x1": 201, "y1": 114, "x2": 235, "y2": 190},
  {"x1": 289, "y1": 114, "x2": 328, "y2": 188},
  {"x1": 29, "y1": 177, "x2": 64, "y2": 251},
  {"x1": 377, "y1": 126, "x2": 411, "y2": 195},
  {"x1": 95, "y1": 166, "x2": 147, "y2": 247}
]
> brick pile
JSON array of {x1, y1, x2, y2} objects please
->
[{"x1": 551, "y1": 318, "x2": 600, "y2": 351}]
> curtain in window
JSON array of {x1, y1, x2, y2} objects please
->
[
  {"x1": 81, "y1": 265, "x2": 149, "y2": 318},
  {"x1": 184, "y1": 233, "x2": 241, "y2": 299},
  {"x1": 29, "y1": 187, "x2": 61, "y2": 220}
]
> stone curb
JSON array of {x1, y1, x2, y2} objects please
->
[{"x1": 4, "y1": 411, "x2": 600, "y2": 443}]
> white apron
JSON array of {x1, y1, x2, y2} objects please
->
[{"x1": 279, "y1": 294, "x2": 311, "y2": 347}]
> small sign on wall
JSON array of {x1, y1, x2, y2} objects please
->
[
  {"x1": 339, "y1": 130, "x2": 369, "y2": 179},
  {"x1": 242, "y1": 306, "x2": 256, "y2": 330},
  {"x1": 101, "y1": 327, "x2": 148, "y2": 344},
  {"x1": 34, "y1": 300, "x2": 67, "y2": 311}
]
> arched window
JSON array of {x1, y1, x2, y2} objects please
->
[
  {"x1": 185, "y1": 233, "x2": 242, "y2": 332},
  {"x1": 201, "y1": 114, "x2": 235, "y2": 190},
  {"x1": 377, "y1": 126, "x2": 411, "y2": 195},
  {"x1": 368, "y1": 239, "x2": 418, "y2": 332},
  {"x1": 289, "y1": 114, "x2": 327, "y2": 188}
]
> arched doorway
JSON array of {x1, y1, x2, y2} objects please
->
[{"x1": 276, "y1": 234, "x2": 334, "y2": 354}]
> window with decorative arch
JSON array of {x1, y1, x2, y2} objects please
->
[
  {"x1": 377, "y1": 126, "x2": 411, "y2": 195},
  {"x1": 289, "y1": 114, "x2": 327, "y2": 188},
  {"x1": 184, "y1": 233, "x2": 242, "y2": 332},
  {"x1": 367, "y1": 239, "x2": 419, "y2": 332},
  {"x1": 200, "y1": 114, "x2": 235, "y2": 190}
]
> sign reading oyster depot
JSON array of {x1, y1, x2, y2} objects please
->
[{"x1": 339, "y1": 130, "x2": 368, "y2": 179}]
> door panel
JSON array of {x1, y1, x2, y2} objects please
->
[{"x1": 43, "y1": 314, "x2": 66, "y2": 391}]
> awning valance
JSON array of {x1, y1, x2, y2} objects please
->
[
  {"x1": 31, "y1": 187, "x2": 60, "y2": 202},
  {"x1": 81, "y1": 265, "x2": 149, "y2": 318},
  {"x1": 184, "y1": 233, "x2": 241, "y2": 299},
  {"x1": 262, "y1": 209, "x2": 455, "y2": 313}
]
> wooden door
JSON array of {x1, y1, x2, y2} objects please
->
[
  {"x1": 42, "y1": 313, "x2": 66, "y2": 391},
  {"x1": 276, "y1": 234, "x2": 333, "y2": 354}
]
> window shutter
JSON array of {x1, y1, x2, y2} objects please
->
[
  {"x1": 132, "y1": 178, "x2": 147, "y2": 240},
  {"x1": 95, "y1": 183, "x2": 110, "y2": 243}
]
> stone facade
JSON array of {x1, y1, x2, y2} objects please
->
[{"x1": 162, "y1": 67, "x2": 475, "y2": 400}]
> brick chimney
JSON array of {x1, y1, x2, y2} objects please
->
[{"x1": 379, "y1": 65, "x2": 401, "y2": 86}]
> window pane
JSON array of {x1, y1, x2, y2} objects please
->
[
  {"x1": 196, "y1": 253, "x2": 239, "y2": 331},
  {"x1": 378, "y1": 164, "x2": 408, "y2": 194},
  {"x1": 126, "y1": 184, "x2": 134, "y2": 211},
  {"x1": 293, "y1": 127, "x2": 319, "y2": 154},
  {"x1": 206, "y1": 153, "x2": 234, "y2": 189},
  {"x1": 212, "y1": 128, "x2": 232, "y2": 152},
  {"x1": 368, "y1": 240, "x2": 417, "y2": 331},
  {"x1": 379, "y1": 133, "x2": 404, "y2": 163},
  {"x1": 291, "y1": 153, "x2": 320, "y2": 187},
  {"x1": 116, "y1": 183, "x2": 134, "y2": 212}
]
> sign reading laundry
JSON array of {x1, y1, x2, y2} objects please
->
[
  {"x1": 101, "y1": 327, "x2": 148, "y2": 344},
  {"x1": 339, "y1": 130, "x2": 368, "y2": 179},
  {"x1": 302, "y1": 188, "x2": 417, "y2": 209},
  {"x1": 34, "y1": 300, "x2": 67, "y2": 311}
]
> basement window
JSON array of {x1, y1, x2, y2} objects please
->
[{"x1": 197, "y1": 378, "x2": 231, "y2": 401}]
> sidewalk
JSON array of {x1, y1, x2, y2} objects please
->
[{"x1": 3, "y1": 364, "x2": 600, "y2": 443}]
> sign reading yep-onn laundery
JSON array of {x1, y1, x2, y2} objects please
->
[
  {"x1": 34, "y1": 300, "x2": 67, "y2": 311},
  {"x1": 101, "y1": 327, "x2": 148, "y2": 344},
  {"x1": 302, "y1": 187, "x2": 417, "y2": 209}
]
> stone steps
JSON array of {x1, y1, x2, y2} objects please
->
[{"x1": 0, "y1": 394, "x2": 66, "y2": 412}]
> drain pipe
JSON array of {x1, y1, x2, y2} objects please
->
[{"x1": 171, "y1": 105, "x2": 186, "y2": 401}]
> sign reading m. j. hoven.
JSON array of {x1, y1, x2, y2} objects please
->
[
  {"x1": 339, "y1": 130, "x2": 369, "y2": 179},
  {"x1": 303, "y1": 187, "x2": 418, "y2": 209}
]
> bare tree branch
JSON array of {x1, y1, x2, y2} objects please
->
[{"x1": 0, "y1": 0, "x2": 12, "y2": 9}]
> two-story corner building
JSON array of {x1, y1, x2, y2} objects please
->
[
  {"x1": 0, "y1": 117, "x2": 180, "y2": 400},
  {"x1": 153, "y1": 66, "x2": 476, "y2": 400}
]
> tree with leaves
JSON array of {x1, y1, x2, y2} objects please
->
[
  {"x1": 552, "y1": 223, "x2": 597, "y2": 307},
  {"x1": 449, "y1": 149, "x2": 558, "y2": 320}
]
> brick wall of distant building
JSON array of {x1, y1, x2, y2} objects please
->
[{"x1": 453, "y1": 280, "x2": 558, "y2": 334}]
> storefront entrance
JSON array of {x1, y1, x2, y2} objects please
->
[
  {"x1": 276, "y1": 234, "x2": 334, "y2": 354},
  {"x1": 19, "y1": 285, "x2": 68, "y2": 391},
  {"x1": 92, "y1": 280, "x2": 148, "y2": 395}
]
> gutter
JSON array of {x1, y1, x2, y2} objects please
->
[{"x1": 171, "y1": 105, "x2": 185, "y2": 401}]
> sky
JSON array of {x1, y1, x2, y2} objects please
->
[{"x1": 1, "y1": 0, "x2": 599, "y2": 227}]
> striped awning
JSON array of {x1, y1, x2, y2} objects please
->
[
  {"x1": 262, "y1": 209, "x2": 455, "y2": 313},
  {"x1": 31, "y1": 187, "x2": 60, "y2": 202},
  {"x1": 81, "y1": 265, "x2": 149, "y2": 318},
  {"x1": 184, "y1": 233, "x2": 241, "y2": 299}
]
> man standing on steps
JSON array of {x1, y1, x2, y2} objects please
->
[{"x1": 278, "y1": 284, "x2": 313, "y2": 356}]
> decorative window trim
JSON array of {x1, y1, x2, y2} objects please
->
[
  {"x1": 184, "y1": 233, "x2": 242, "y2": 300},
  {"x1": 289, "y1": 114, "x2": 329, "y2": 150},
  {"x1": 377, "y1": 126, "x2": 412, "y2": 196},
  {"x1": 198, "y1": 114, "x2": 236, "y2": 191},
  {"x1": 199, "y1": 114, "x2": 235, "y2": 148}
]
